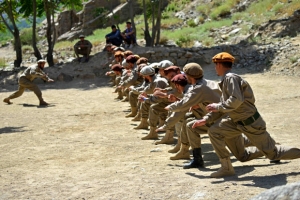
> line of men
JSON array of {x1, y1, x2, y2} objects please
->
[
  {"x1": 105, "y1": 46, "x2": 300, "y2": 178},
  {"x1": 4, "y1": 46, "x2": 299, "y2": 179}
]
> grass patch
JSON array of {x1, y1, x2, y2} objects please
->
[
  {"x1": 209, "y1": 0, "x2": 240, "y2": 20},
  {"x1": 289, "y1": 56, "x2": 299, "y2": 64},
  {"x1": 22, "y1": 45, "x2": 33, "y2": 54},
  {"x1": 0, "y1": 57, "x2": 6, "y2": 68},
  {"x1": 54, "y1": 41, "x2": 73, "y2": 50}
]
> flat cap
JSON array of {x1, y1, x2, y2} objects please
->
[
  {"x1": 79, "y1": 35, "x2": 85, "y2": 38},
  {"x1": 122, "y1": 59, "x2": 129, "y2": 68},
  {"x1": 137, "y1": 63, "x2": 147, "y2": 72},
  {"x1": 171, "y1": 74, "x2": 187, "y2": 86},
  {"x1": 126, "y1": 55, "x2": 138, "y2": 63},
  {"x1": 140, "y1": 66, "x2": 155, "y2": 76},
  {"x1": 158, "y1": 60, "x2": 174, "y2": 69},
  {"x1": 113, "y1": 47, "x2": 125, "y2": 52},
  {"x1": 212, "y1": 52, "x2": 235, "y2": 63},
  {"x1": 183, "y1": 63, "x2": 203, "y2": 79},
  {"x1": 148, "y1": 62, "x2": 160, "y2": 69},
  {"x1": 136, "y1": 57, "x2": 148, "y2": 65},
  {"x1": 114, "y1": 51, "x2": 124, "y2": 57},
  {"x1": 124, "y1": 50, "x2": 133, "y2": 57},
  {"x1": 37, "y1": 59, "x2": 46, "y2": 63},
  {"x1": 164, "y1": 66, "x2": 180, "y2": 74},
  {"x1": 111, "y1": 64, "x2": 123, "y2": 72}
]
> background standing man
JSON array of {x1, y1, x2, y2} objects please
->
[
  {"x1": 74, "y1": 35, "x2": 93, "y2": 62},
  {"x1": 3, "y1": 59, "x2": 54, "y2": 106}
]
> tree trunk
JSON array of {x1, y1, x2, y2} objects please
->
[
  {"x1": 13, "y1": 30, "x2": 22, "y2": 67},
  {"x1": 32, "y1": 0, "x2": 42, "y2": 60},
  {"x1": 5, "y1": 0, "x2": 22, "y2": 67},
  {"x1": 155, "y1": 0, "x2": 162, "y2": 46},
  {"x1": 51, "y1": 6, "x2": 56, "y2": 50},
  {"x1": 151, "y1": 2, "x2": 157, "y2": 46},
  {"x1": 44, "y1": 0, "x2": 54, "y2": 66},
  {"x1": 143, "y1": 0, "x2": 152, "y2": 46}
]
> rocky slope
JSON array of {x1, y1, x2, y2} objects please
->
[{"x1": 1, "y1": 3, "x2": 300, "y2": 86}]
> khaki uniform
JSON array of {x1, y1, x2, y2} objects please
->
[
  {"x1": 74, "y1": 40, "x2": 92, "y2": 57},
  {"x1": 129, "y1": 80, "x2": 150, "y2": 108},
  {"x1": 204, "y1": 72, "x2": 300, "y2": 161},
  {"x1": 8, "y1": 65, "x2": 50, "y2": 101},
  {"x1": 167, "y1": 78, "x2": 220, "y2": 147},
  {"x1": 120, "y1": 64, "x2": 139, "y2": 88},
  {"x1": 140, "y1": 75, "x2": 168, "y2": 118},
  {"x1": 148, "y1": 81, "x2": 184, "y2": 128}
]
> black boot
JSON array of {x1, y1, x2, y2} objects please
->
[{"x1": 183, "y1": 148, "x2": 204, "y2": 169}]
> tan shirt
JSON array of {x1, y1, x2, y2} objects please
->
[
  {"x1": 74, "y1": 40, "x2": 93, "y2": 50},
  {"x1": 168, "y1": 78, "x2": 221, "y2": 114},
  {"x1": 20, "y1": 65, "x2": 49, "y2": 82},
  {"x1": 131, "y1": 80, "x2": 150, "y2": 94},
  {"x1": 204, "y1": 72, "x2": 257, "y2": 123},
  {"x1": 143, "y1": 75, "x2": 168, "y2": 95},
  {"x1": 120, "y1": 64, "x2": 139, "y2": 87}
]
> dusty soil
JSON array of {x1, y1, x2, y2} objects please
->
[{"x1": 1, "y1": 68, "x2": 300, "y2": 200}]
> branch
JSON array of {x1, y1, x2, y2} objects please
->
[{"x1": 0, "y1": 13, "x2": 14, "y2": 35}]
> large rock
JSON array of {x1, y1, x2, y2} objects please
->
[
  {"x1": 250, "y1": 182, "x2": 300, "y2": 200},
  {"x1": 56, "y1": 10, "x2": 79, "y2": 37}
]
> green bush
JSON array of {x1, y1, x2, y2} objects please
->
[
  {"x1": 196, "y1": 5, "x2": 210, "y2": 16},
  {"x1": 176, "y1": 35, "x2": 192, "y2": 48},
  {"x1": 20, "y1": 27, "x2": 42, "y2": 46},
  {"x1": 187, "y1": 19, "x2": 197, "y2": 27},
  {"x1": 272, "y1": 2, "x2": 285, "y2": 14},
  {"x1": 22, "y1": 45, "x2": 33, "y2": 54},
  {"x1": 210, "y1": 4, "x2": 231, "y2": 20},
  {"x1": 20, "y1": 28, "x2": 33, "y2": 46},
  {"x1": 289, "y1": 56, "x2": 299, "y2": 64}
]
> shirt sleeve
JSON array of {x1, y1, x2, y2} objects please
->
[
  {"x1": 215, "y1": 76, "x2": 244, "y2": 112},
  {"x1": 121, "y1": 70, "x2": 138, "y2": 87}
]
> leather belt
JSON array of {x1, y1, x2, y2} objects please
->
[{"x1": 236, "y1": 111, "x2": 260, "y2": 126}]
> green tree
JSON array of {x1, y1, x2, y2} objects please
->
[
  {"x1": 0, "y1": 0, "x2": 22, "y2": 67},
  {"x1": 20, "y1": 0, "x2": 44, "y2": 60},
  {"x1": 140, "y1": 0, "x2": 163, "y2": 47}
]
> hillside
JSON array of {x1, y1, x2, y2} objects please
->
[{"x1": 0, "y1": 0, "x2": 300, "y2": 81}]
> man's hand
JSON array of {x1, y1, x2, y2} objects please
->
[
  {"x1": 153, "y1": 91, "x2": 167, "y2": 98},
  {"x1": 206, "y1": 103, "x2": 218, "y2": 112},
  {"x1": 167, "y1": 94, "x2": 179, "y2": 102},
  {"x1": 192, "y1": 119, "x2": 206, "y2": 128},
  {"x1": 138, "y1": 95, "x2": 148, "y2": 102},
  {"x1": 164, "y1": 106, "x2": 170, "y2": 111},
  {"x1": 47, "y1": 78, "x2": 54, "y2": 82},
  {"x1": 156, "y1": 126, "x2": 165, "y2": 132},
  {"x1": 128, "y1": 86, "x2": 135, "y2": 91},
  {"x1": 189, "y1": 104, "x2": 200, "y2": 112},
  {"x1": 154, "y1": 88, "x2": 166, "y2": 93}
]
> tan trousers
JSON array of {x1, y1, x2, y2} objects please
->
[
  {"x1": 74, "y1": 47, "x2": 91, "y2": 57},
  {"x1": 186, "y1": 119, "x2": 209, "y2": 149},
  {"x1": 9, "y1": 77, "x2": 43, "y2": 101},
  {"x1": 129, "y1": 91, "x2": 138, "y2": 108},
  {"x1": 209, "y1": 116, "x2": 300, "y2": 161},
  {"x1": 148, "y1": 102, "x2": 169, "y2": 127},
  {"x1": 140, "y1": 101, "x2": 151, "y2": 118},
  {"x1": 180, "y1": 117, "x2": 195, "y2": 145}
]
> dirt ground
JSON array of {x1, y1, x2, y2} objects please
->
[{"x1": 1, "y1": 68, "x2": 300, "y2": 200}]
